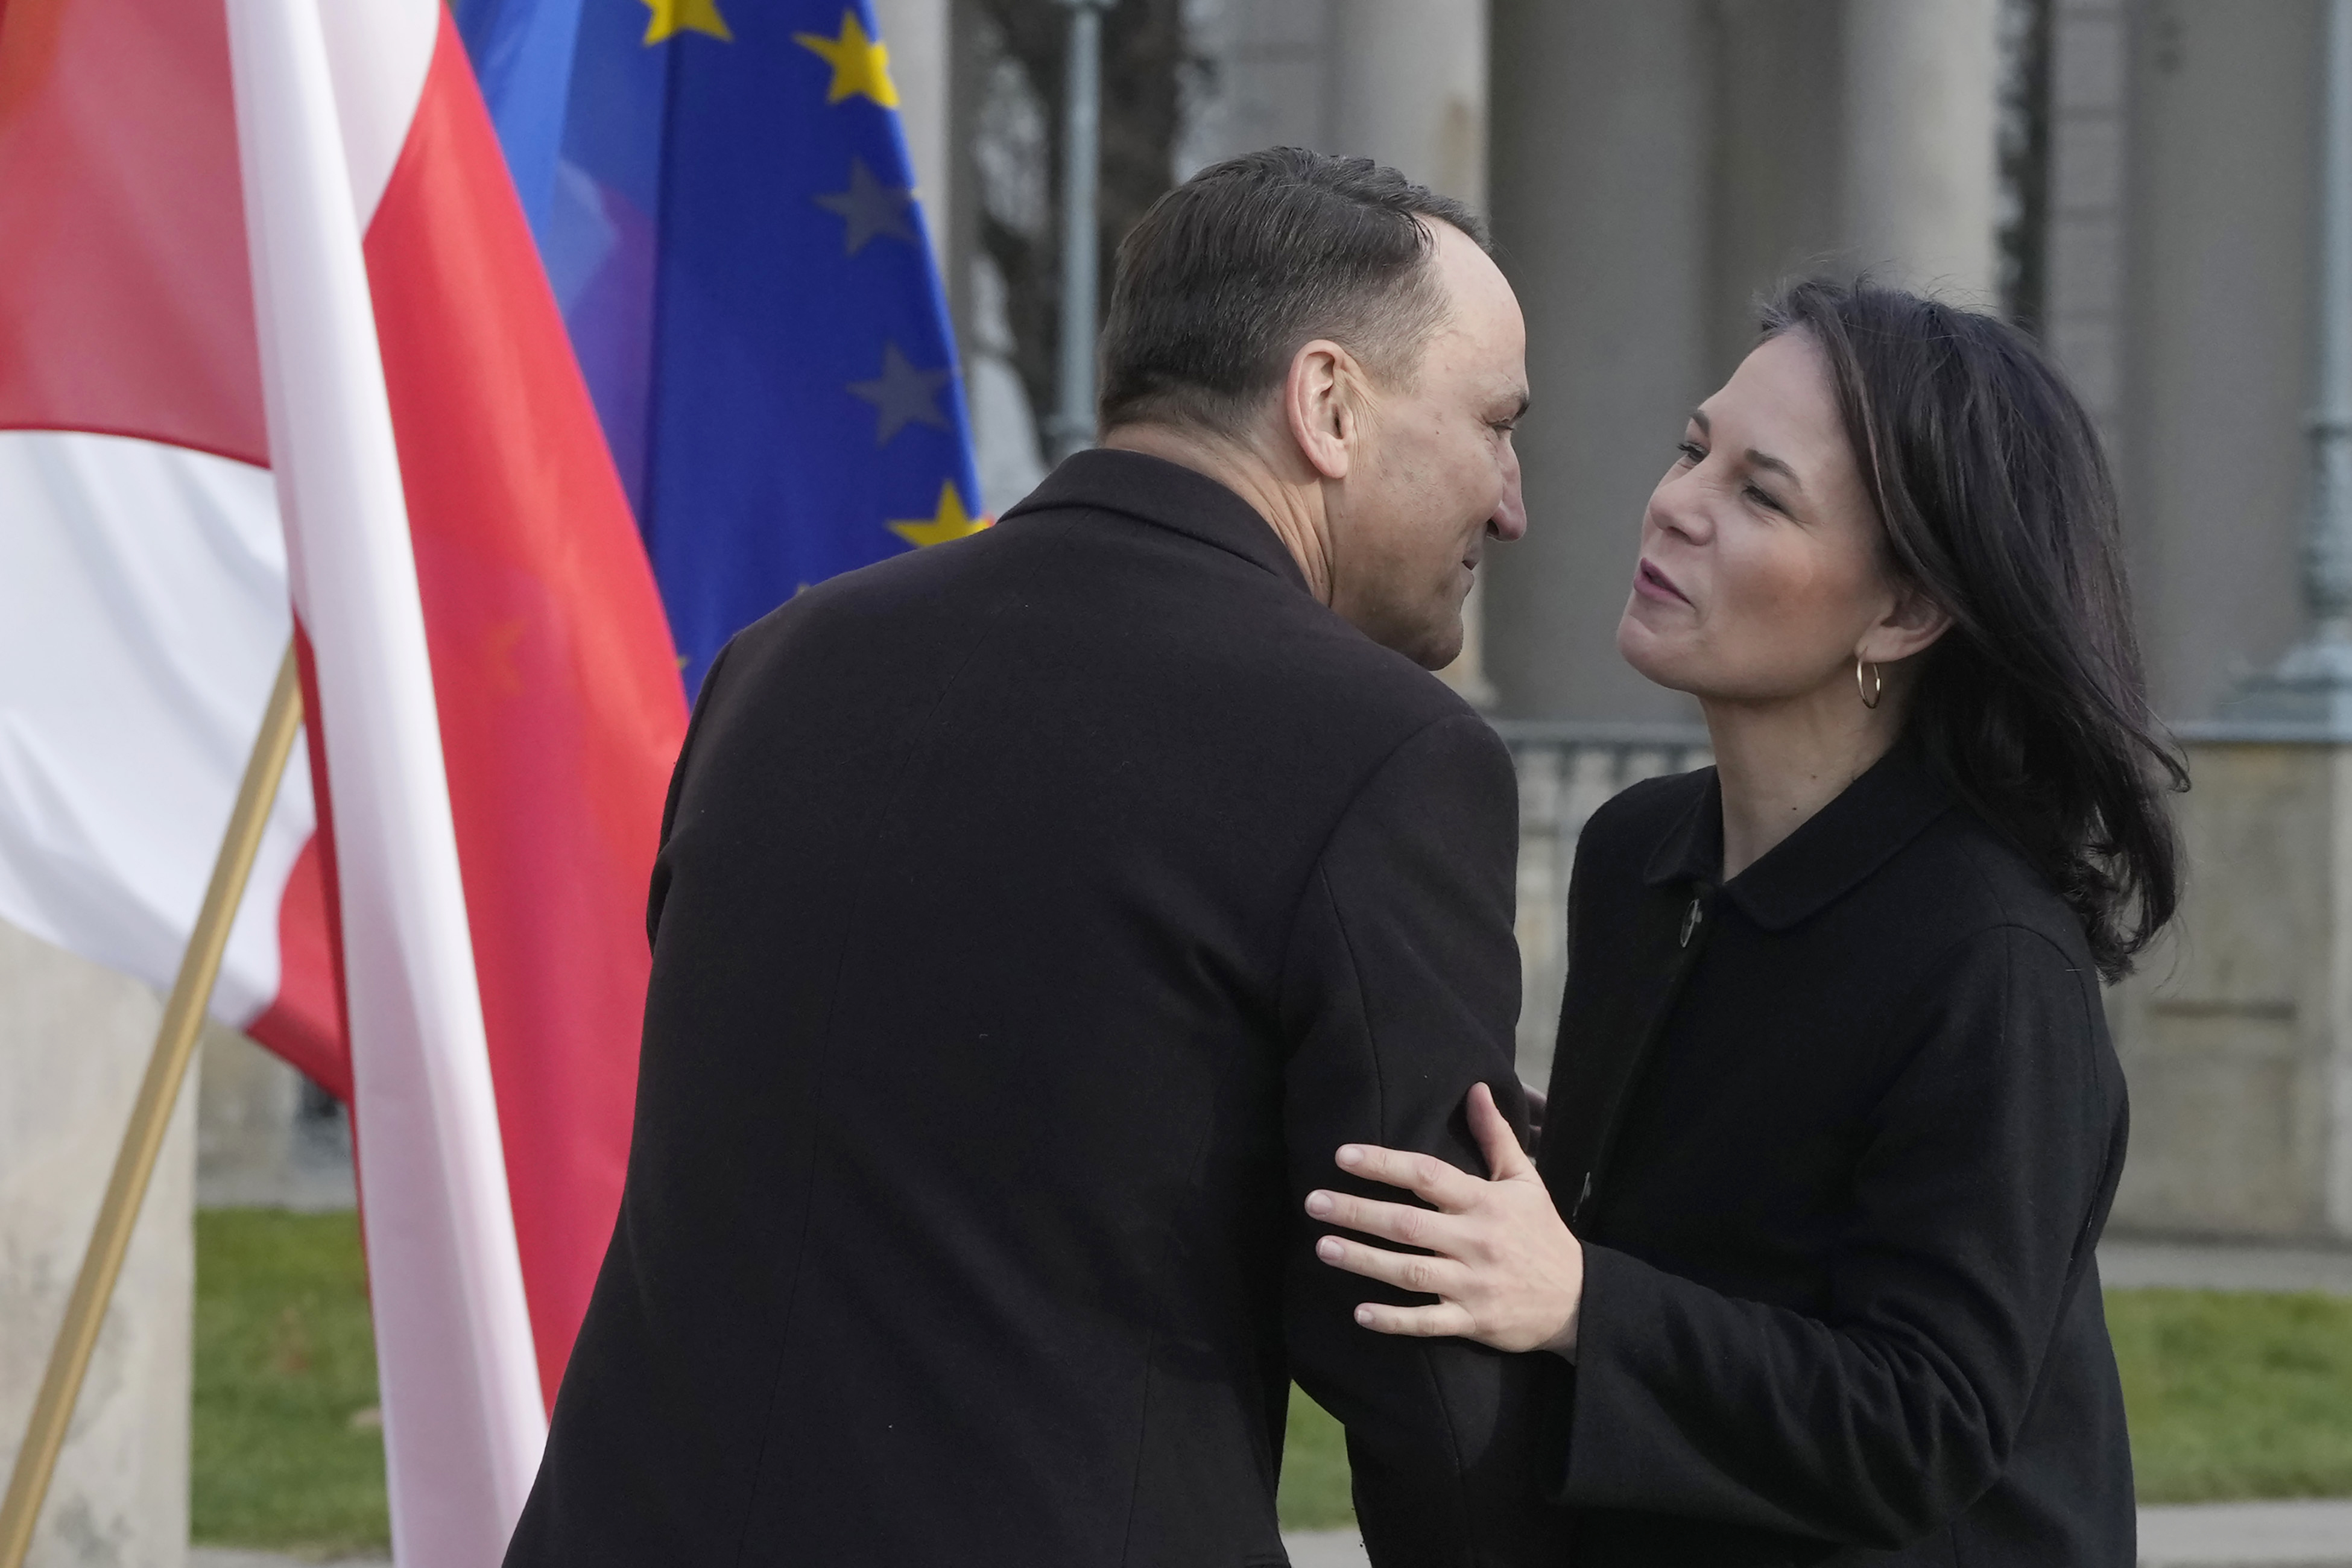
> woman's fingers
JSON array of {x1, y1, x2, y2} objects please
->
[
  {"x1": 1467, "y1": 1081, "x2": 1537, "y2": 1182},
  {"x1": 1303, "y1": 1187, "x2": 1470, "y2": 1254},
  {"x1": 1308, "y1": 1099, "x2": 1583, "y2": 1356},
  {"x1": 1350, "y1": 1299, "x2": 1479, "y2": 1339},
  {"x1": 1314, "y1": 1233, "x2": 1467, "y2": 1298},
  {"x1": 1333, "y1": 1141, "x2": 1488, "y2": 1211}
]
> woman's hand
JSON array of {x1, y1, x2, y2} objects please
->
[{"x1": 1305, "y1": 1082, "x2": 1585, "y2": 1358}]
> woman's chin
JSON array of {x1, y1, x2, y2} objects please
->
[{"x1": 1616, "y1": 615, "x2": 1697, "y2": 694}]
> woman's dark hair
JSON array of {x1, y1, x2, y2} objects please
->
[{"x1": 1760, "y1": 278, "x2": 2184, "y2": 980}]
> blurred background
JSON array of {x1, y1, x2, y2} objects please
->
[
  {"x1": 913, "y1": 0, "x2": 2350, "y2": 1257},
  {"x1": 15, "y1": 0, "x2": 2352, "y2": 1562}
]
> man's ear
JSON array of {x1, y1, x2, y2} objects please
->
[
  {"x1": 1283, "y1": 339, "x2": 1361, "y2": 481},
  {"x1": 1863, "y1": 580, "x2": 1955, "y2": 665}
]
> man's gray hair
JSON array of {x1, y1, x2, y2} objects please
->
[{"x1": 1097, "y1": 148, "x2": 1488, "y2": 436}]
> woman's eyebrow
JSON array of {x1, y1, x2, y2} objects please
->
[
  {"x1": 1692, "y1": 409, "x2": 1804, "y2": 493},
  {"x1": 1747, "y1": 449, "x2": 1804, "y2": 493}
]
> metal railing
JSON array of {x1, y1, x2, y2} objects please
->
[{"x1": 1490, "y1": 721, "x2": 1713, "y2": 1088}]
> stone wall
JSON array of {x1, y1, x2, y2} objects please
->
[
  {"x1": 0, "y1": 918, "x2": 191, "y2": 1568},
  {"x1": 2107, "y1": 741, "x2": 2352, "y2": 1241}
]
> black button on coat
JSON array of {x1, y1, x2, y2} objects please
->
[
  {"x1": 1537, "y1": 751, "x2": 2134, "y2": 1566},
  {"x1": 505, "y1": 450, "x2": 1564, "y2": 1567}
]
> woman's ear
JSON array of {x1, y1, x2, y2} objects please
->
[
  {"x1": 1284, "y1": 339, "x2": 1361, "y2": 481},
  {"x1": 1864, "y1": 581, "x2": 1955, "y2": 665}
]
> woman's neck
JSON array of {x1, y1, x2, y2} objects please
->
[{"x1": 1701, "y1": 687, "x2": 1907, "y2": 881}]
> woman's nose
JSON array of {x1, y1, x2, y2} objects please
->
[{"x1": 1647, "y1": 469, "x2": 1714, "y2": 546}]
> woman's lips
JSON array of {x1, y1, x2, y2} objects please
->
[{"x1": 1634, "y1": 558, "x2": 1690, "y2": 605}]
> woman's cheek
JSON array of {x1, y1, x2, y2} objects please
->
[{"x1": 1729, "y1": 538, "x2": 1833, "y2": 636}]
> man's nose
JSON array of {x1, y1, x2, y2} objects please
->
[{"x1": 1487, "y1": 446, "x2": 1528, "y2": 542}]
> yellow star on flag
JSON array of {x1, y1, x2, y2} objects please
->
[
  {"x1": 644, "y1": 0, "x2": 724, "y2": 42},
  {"x1": 795, "y1": 10, "x2": 900, "y2": 107},
  {"x1": 890, "y1": 484, "x2": 990, "y2": 548},
  {"x1": 642, "y1": 0, "x2": 730, "y2": 43}
]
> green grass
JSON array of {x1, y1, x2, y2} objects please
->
[
  {"x1": 187, "y1": 1213, "x2": 2352, "y2": 1541},
  {"x1": 192, "y1": 1209, "x2": 388, "y2": 1554},
  {"x1": 1276, "y1": 1288, "x2": 2352, "y2": 1527},
  {"x1": 2114, "y1": 1288, "x2": 2352, "y2": 1503},
  {"x1": 1279, "y1": 1385, "x2": 1356, "y2": 1529}
]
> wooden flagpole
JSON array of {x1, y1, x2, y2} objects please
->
[{"x1": 0, "y1": 642, "x2": 306, "y2": 1568}]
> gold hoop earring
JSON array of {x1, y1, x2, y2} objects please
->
[{"x1": 1856, "y1": 656, "x2": 1883, "y2": 710}]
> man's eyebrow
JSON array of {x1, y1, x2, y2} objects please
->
[{"x1": 1505, "y1": 390, "x2": 1530, "y2": 420}]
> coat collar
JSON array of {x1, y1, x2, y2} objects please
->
[
  {"x1": 1642, "y1": 744, "x2": 1953, "y2": 932},
  {"x1": 998, "y1": 449, "x2": 1311, "y2": 594}
]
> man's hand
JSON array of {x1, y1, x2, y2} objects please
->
[{"x1": 1304, "y1": 1082, "x2": 1585, "y2": 1358}]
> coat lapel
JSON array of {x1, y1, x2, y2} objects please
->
[
  {"x1": 1536, "y1": 748, "x2": 1955, "y2": 1232},
  {"x1": 1540, "y1": 779, "x2": 1720, "y2": 1229}
]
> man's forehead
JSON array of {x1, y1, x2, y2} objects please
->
[
  {"x1": 1428, "y1": 223, "x2": 1504, "y2": 293},
  {"x1": 1423, "y1": 306, "x2": 1525, "y2": 391},
  {"x1": 1431, "y1": 245, "x2": 1520, "y2": 343}
]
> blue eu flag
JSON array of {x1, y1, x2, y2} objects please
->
[{"x1": 455, "y1": 0, "x2": 985, "y2": 694}]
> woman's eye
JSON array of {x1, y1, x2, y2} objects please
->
[
  {"x1": 1744, "y1": 484, "x2": 1785, "y2": 513},
  {"x1": 1675, "y1": 441, "x2": 1705, "y2": 464}
]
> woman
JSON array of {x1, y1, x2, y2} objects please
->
[{"x1": 1306, "y1": 280, "x2": 2181, "y2": 1565}]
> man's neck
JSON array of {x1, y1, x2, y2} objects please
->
[{"x1": 1101, "y1": 422, "x2": 1334, "y2": 602}]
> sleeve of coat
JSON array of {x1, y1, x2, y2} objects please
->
[
  {"x1": 1279, "y1": 711, "x2": 1567, "y2": 1568},
  {"x1": 1561, "y1": 923, "x2": 2123, "y2": 1549}
]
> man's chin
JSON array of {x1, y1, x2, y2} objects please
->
[
  {"x1": 1331, "y1": 588, "x2": 1464, "y2": 670},
  {"x1": 1408, "y1": 621, "x2": 1467, "y2": 673}
]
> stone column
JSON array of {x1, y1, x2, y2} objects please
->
[
  {"x1": 1176, "y1": 0, "x2": 1333, "y2": 165},
  {"x1": 1326, "y1": 0, "x2": 1487, "y2": 209},
  {"x1": 0, "y1": 919, "x2": 191, "y2": 1568},
  {"x1": 1706, "y1": 0, "x2": 1846, "y2": 372},
  {"x1": 1322, "y1": 0, "x2": 1494, "y2": 704},
  {"x1": 872, "y1": 0, "x2": 952, "y2": 274},
  {"x1": 2115, "y1": 0, "x2": 2317, "y2": 719},
  {"x1": 2042, "y1": 0, "x2": 2131, "y2": 448},
  {"x1": 1841, "y1": 0, "x2": 2003, "y2": 297},
  {"x1": 1483, "y1": 0, "x2": 1716, "y2": 723}
]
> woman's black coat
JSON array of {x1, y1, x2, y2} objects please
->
[{"x1": 1534, "y1": 749, "x2": 2134, "y2": 1566}]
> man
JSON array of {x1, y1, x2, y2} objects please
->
[{"x1": 507, "y1": 148, "x2": 1554, "y2": 1567}]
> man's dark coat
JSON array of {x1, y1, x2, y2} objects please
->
[
  {"x1": 505, "y1": 450, "x2": 1561, "y2": 1567},
  {"x1": 1537, "y1": 752, "x2": 2135, "y2": 1565}
]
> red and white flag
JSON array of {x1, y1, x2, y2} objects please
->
[
  {"x1": 0, "y1": 0, "x2": 688, "y2": 1558},
  {"x1": 0, "y1": 0, "x2": 341, "y2": 1092}
]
